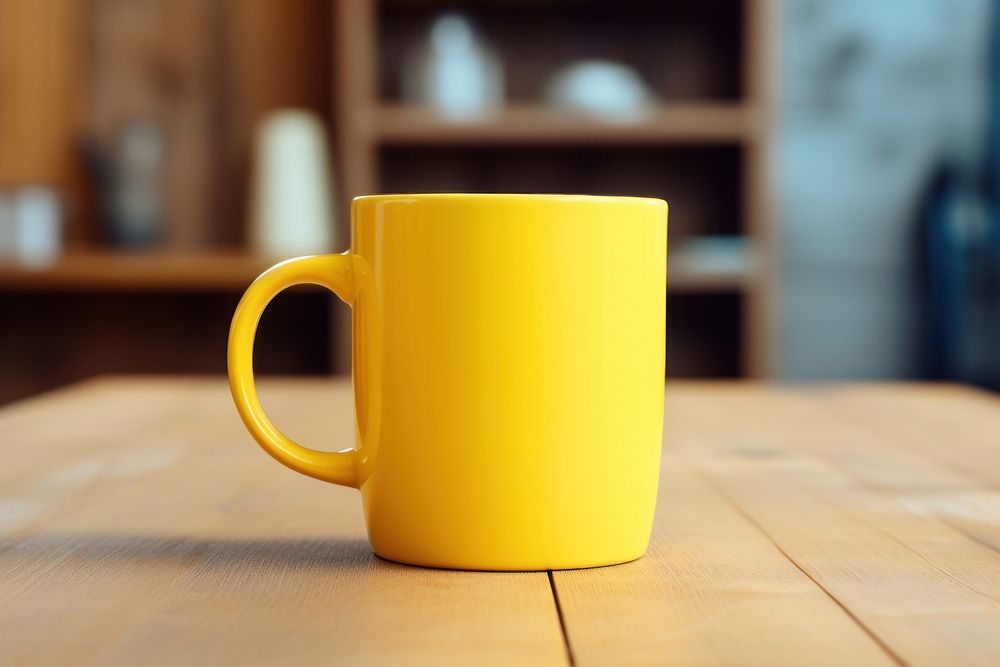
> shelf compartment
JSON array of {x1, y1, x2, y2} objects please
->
[
  {"x1": 667, "y1": 292, "x2": 743, "y2": 378},
  {"x1": 378, "y1": 144, "x2": 743, "y2": 240},
  {"x1": 670, "y1": 237, "x2": 755, "y2": 292},
  {"x1": 377, "y1": 0, "x2": 744, "y2": 103},
  {"x1": 0, "y1": 290, "x2": 332, "y2": 404}
]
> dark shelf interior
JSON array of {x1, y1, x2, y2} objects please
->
[
  {"x1": 0, "y1": 290, "x2": 332, "y2": 405},
  {"x1": 377, "y1": 0, "x2": 744, "y2": 104},
  {"x1": 667, "y1": 292, "x2": 743, "y2": 378},
  {"x1": 379, "y1": 144, "x2": 744, "y2": 241}
]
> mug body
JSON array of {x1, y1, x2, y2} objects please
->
[{"x1": 350, "y1": 194, "x2": 667, "y2": 570}]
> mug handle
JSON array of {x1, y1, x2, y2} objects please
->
[{"x1": 228, "y1": 253, "x2": 359, "y2": 487}]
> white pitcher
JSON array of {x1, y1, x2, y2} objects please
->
[{"x1": 250, "y1": 110, "x2": 337, "y2": 258}]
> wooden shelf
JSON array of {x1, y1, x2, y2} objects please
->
[
  {"x1": 374, "y1": 103, "x2": 755, "y2": 145},
  {"x1": 0, "y1": 243, "x2": 749, "y2": 294},
  {"x1": 0, "y1": 250, "x2": 271, "y2": 291},
  {"x1": 0, "y1": 231, "x2": 750, "y2": 347},
  {"x1": 669, "y1": 238, "x2": 754, "y2": 292}
]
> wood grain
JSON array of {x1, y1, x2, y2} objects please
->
[
  {"x1": 5, "y1": 378, "x2": 1000, "y2": 665},
  {"x1": 821, "y1": 384, "x2": 1000, "y2": 488},
  {"x1": 553, "y1": 456, "x2": 894, "y2": 666},
  {"x1": 662, "y1": 384, "x2": 1000, "y2": 667},
  {"x1": 0, "y1": 378, "x2": 566, "y2": 665}
]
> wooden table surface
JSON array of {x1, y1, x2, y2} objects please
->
[{"x1": 3, "y1": 377, "x2": 1000, "y2": 666}]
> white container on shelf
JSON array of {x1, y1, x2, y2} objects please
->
[
  {"x1": 13, "y1": 187, "x2": 64, "y2": 268},
  {"x1": 0, "y1": 191, "x2": 15, "y2": 261},
  {"x1": 250, "y1": 110, "x2": 337, "y2": 259},
  {"x1": 402, "y1": 13, "x2": 504, "y2": 119},
  {"x1": 544, "y1": 59, "x2": 655, "y2": 122}
]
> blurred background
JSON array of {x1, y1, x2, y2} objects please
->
[{"x1": 1, "y1": 0, "x2": 998, "y2": 406}]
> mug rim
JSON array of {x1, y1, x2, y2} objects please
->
[{"x1": 353, "y1": 193, "x2": 667, "y2": 209}]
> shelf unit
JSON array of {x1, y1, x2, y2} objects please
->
[
  {"x1": 333, "y1": 0, "x2": 776, "y2": 376},
  {"x1": 0, "y1": 0, "x2": 776, "y2": 406}
]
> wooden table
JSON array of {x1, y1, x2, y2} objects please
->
[{"x1": 3, "y1": 378, "x2": 1000, "y2": 665}]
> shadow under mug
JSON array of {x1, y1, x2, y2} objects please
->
[{"x1": 228, "y1": 193, "x2": 668, "y2": 571}]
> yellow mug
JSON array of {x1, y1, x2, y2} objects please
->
[{"x1": 229, "y1": 194, "x2": 667, "y2": 570}]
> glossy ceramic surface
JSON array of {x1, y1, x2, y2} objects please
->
[{"x1": 229, "y1": 193, "x2": 668, "y2": 570}]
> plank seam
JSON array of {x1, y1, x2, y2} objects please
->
[
  {"x1": 820, "y1": 392, "x2": 1000, "y2": 492},
  {"x1": 783, "y1": 392, "x2": 1000, "y2": 602},
  {"x1": 758, "y1": 435, "x2": 1000, "y2": 606},
  {"x1": 684, "y1": 454, "x2": 909, "y2": 667},
  {"x1": 940, "y1": 518, "x2": 1000, "y2": 556},
  {"x1": 548, "y1": 571, "x2": 576, "y2": 666}
]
